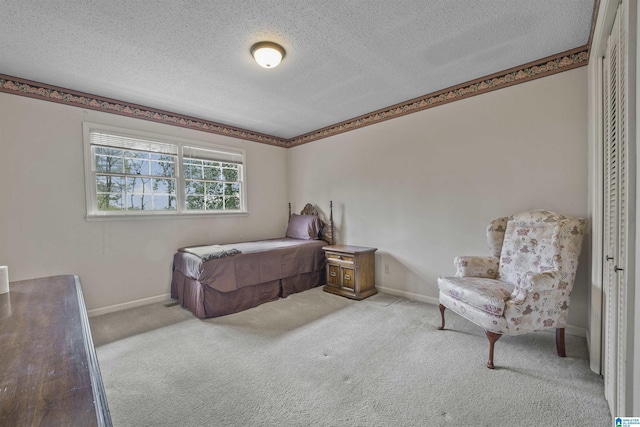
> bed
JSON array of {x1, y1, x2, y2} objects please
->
[{"x1": 170, "y1": 202, "x2": 334, "y2": 318}]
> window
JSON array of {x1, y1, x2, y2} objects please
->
[
  {"x1": 183, "y1": 146, "x2": 242, "y2": 211},
  {"x1": 83, "y1": 123, "x2": 246, "y2": 218}
]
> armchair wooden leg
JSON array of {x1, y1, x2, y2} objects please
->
[
  {"x1": 485, "y1": 331, "x2": 502, "y2": 369},
  {"x1": 438, "y1": 304, "x2": 446, "y2": 330},
  {"x1": 556, "y1": 328, "x2": 566, "y2": 357}
]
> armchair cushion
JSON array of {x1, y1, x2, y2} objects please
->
[
  {"x1": 439, "y1": 291, "x2": 507, "y2": 333},
  {"x1": 497, "y1": 211, "x2": 564, "y2": 286},
  {"x1": 438, "y1": 276, "x2": 514, "y2": 316},
  {"x1": 454, "y1": 256, "x2": 499, "y2": 278}
]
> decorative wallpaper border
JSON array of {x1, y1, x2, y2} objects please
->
[
  {"x1": 0, "y1": 46, "x2": 589, "y2": 149},
  {"x1": 0, "y1": 75, "x2": 287, "y2": 147},
  {"x1": 287, "y1": 46, "x2": 590, "y2": 147}
]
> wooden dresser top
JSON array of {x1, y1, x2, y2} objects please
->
[{"x1": 0, "y1": 275, "x2": 111, "y2": 427}]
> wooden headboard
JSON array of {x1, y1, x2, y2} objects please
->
[{"x1": 288, "y1": 201, "x2": 334, "y2": 246}]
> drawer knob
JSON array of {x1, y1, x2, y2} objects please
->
[
  {"x1": 330, "y1": 272, "x2": 337, "y2": 277},
  {"x1": 336, "y1": 255, "x2": 342, "y2": 260},
  {"x1": 344, "y1": 275, "x2": 351, "y2": 280}
]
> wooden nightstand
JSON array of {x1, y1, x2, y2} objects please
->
[{"x1": 322, "y1": 244, "x2": 377, "y2": 300}]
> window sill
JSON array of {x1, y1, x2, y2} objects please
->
[{"x1": 85, "y1": 211, "x2": 249, "y2": 222}]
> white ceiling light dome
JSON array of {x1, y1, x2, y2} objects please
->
[{"x1": 251, "y1": 42, "x2": 285, "y2": 69}]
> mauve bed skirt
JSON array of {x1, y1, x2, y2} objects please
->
[{"x1": 171, "y1": 269, "x2": 325, "y2": 318}]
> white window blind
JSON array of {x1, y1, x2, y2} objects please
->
[
  {"x1": 182, "y1": 145, "x2": 243, "y2": 164},
  {"x1": 90, "y1": 131, "x2": 178, "y2": 155}
]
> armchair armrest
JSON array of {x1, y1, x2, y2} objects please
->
[
  {"x1": 509, "y1": 270, "x2": 561, "y2": 303},
  {"x1": 505, "y1": 270, "x2": 573, "y2": 330},
  {"x1": 454, "y1": 256, "x2": 499, "y2": 278}
]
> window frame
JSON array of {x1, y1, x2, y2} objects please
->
[{"x1": 83, "y1": 122, "x2": 248, "y2": 220}]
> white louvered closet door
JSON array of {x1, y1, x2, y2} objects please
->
[
  {"x1": 602, "y1": 0, "x2": 632, "y2": 417},
  {"x1": 602, "y1": 8, "x2": 616, "y2": 415}
]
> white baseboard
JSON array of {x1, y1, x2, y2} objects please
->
[
  {"x1": 87, "y1": 293, "x2": 172, "y2": 318},
  {"x1": 377, "y1": 285, "x2": 440, "y2": 305},
  {"x1": 376, "y1": 286, "x2": 587, "y2": 338},
  {"x1": 565, "y1": 325, "x2": 587, "y2": 338}
]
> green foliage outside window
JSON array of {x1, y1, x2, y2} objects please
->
[
  {"x1": 183, "y1": 159, "x2": 242, "y2": 211},
  {"x1": 94, "y1": 149, "x2": 176, "y2": 211}
]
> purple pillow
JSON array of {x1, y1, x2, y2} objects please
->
[{"x1": 286, "y1": 214, "x2": 322, "y2": 240}]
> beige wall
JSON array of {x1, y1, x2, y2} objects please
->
[
  {"x1": 0, "y1": 67, "x2": 588, "y2": 329},
  {"x1": 0, "y1": 93, "x2": 290, "y2": 312},
  {"x1": 288, "y1": 67, "x2": 589, "y2": 331}
]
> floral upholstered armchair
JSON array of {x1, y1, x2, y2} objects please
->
[{"x1": 437, "y1": 210, "x2": 587, "y2": 369}]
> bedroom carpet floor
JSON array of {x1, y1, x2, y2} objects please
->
[{"x1": 90, "y1": 287, "x2": 611, "y2": 427}]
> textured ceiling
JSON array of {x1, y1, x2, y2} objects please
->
[{"x1": 1, "y1": 1, "x2": 595, "y2": 140}]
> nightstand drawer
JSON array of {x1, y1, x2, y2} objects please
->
[
  {"x1": 342, "y1": 267, "x2": 355, "y2": 290},
  {"x1": 325, "y1": 252, "x2": 354, "y2": 264},
  {"x1": 327, "y1": 265, "x2": 340, "y2": 286}
]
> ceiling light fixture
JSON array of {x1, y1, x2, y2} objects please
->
[{"x1": 250, "y1": 41, "x2": 285, "y2": 69}]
